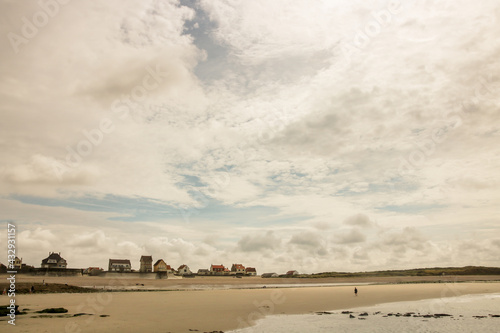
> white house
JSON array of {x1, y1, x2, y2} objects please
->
[
  {"x1": 177, "y1": 264, "x2": 192, "y2": 275},
  {"x1": 108, "y1": 259, "x2": 131, "y2": 272}
]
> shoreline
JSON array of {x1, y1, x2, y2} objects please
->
[
  {"x1": 3, "y1": 274, "x2": 500, "y2": 292},
  {"x1": 4, "y1": 279, "x2": 500, "y2": 295},
  {"x1": 1, "y1": 280, "x2": 500, "y2": 332}
]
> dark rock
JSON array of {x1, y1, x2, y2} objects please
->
[
  {"x1": 100, "y1": 314, "x2": 110, "y2": 317},
  {"x1": 342, "y1": 311, "x2": 353, "y2": 314},
  {"x1": 373, "y1": 311, "x2": 381, "y2": 315},
  {"x1": 0, "y1": 305, "x2": 26, "y2": 316},
  {"x1": 359, "y1": 312, "x2": 368, "y2": 316},
  {"x1": 473, "y1": 316, "x2": 487, "y2": 319},
  {"x1": 490, "y1": 314, "x2": 500, "y2": 318},
  {"x1": 349, "y1": 314, "x2": 355, "y2": 318},
  {"x1": 36, "y1": 308, "x2": 68, "y2": 314},
  {"x1": 316, "y1": 311, "x2": 332, "y2": 315},
  {"x1": 358, "y1": 317, "x2": 366, "y2": 320},
  {"x1": 434, "y1": 313, "x2": 452, "y2": 317}
]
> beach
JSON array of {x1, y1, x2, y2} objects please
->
[{"x1": 1, "y1": 275, "x2": 500, "y2": 332}]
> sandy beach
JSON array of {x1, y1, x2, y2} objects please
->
[{"x1": 1, "y1": 275, "x2": 500, "y2": 332}]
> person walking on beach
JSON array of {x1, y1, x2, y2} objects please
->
[{"x1": 354, "y1": 287, "x2": 358, "y2": 296}]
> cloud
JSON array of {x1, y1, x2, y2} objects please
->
[
  {"x1": 343, "y1": 214, "x2": 374, "y2": 228},
  {"x1": 289, "y1": 231, "x2": 322, "y2": 247},
  {"x1": 237, "y1": 231, "x2": 281, "y2": 252},
  {"x1": 334, "y1": 228, "x2": 366, "y2": 244},
  {"x1": 0, "y1": 0, "x2": 499, "y2": 273}
]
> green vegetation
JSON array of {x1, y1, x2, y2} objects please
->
[{"x1": 281, "y1": 266, "x2": 500, "y2": 278}]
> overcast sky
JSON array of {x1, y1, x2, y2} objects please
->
[{"x1": 1, "y1": 0, "x2": 499, "y2": 273}]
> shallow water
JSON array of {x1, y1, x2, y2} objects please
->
[{"x1": 229, "y1": 293, "x2": 500, "y2": 333}]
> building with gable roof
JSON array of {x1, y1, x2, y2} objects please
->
[
  {"x1": 108, "y1": 259, "x2": 131, "y2": 272},
  {"x1": 177, "y1": 264, "x2": 192, "y2": 275},
  {"x1": 210, "y1": 264, "x2": 225, "y2": 275},
  {"x1": 245, "y1": 267, "x2": 257, "y2": 276},
  {"x1": 231, "y1": 264, "x2": 246, "y2": 274},
  {"x1": 153, "y1": 259, "x2": 174, "y2": 273},
  {"x1": 140, "y1": 255, "x2": 153, "y2": 273},
  {"x1": 41, "y1": 252, "x2": 67, "y2": 269}
]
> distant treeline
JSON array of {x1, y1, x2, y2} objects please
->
[{"x1": 292, "y1": 266, "x2": 500, "y2": 278}]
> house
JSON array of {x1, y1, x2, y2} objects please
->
[
  {"x1": 41, "y1": 252, "x2": 67, "y2": 269},
  {"x1": 197, "y1": 269, "x2": 209, "y2": 275},
  {"x1": 84, "y1": 267, "x2": 103, "y2": 276},
  {"x1": 231, "y1": 264, "x2": 246, "y2": 274},
  {"x1": 108, "y1": 259, "x2": 131, "y2": 272},
  {"x1": 286, "y1": 270, "x2": 299, "y2": 276},
  {"x1": 223, "y1": 267, "x2": 231, "y2": 275},
  {"x1": 261, "y1": 272, "x2": 278, "y2": 278},
  {"x1": 210, "y1": 264, "x2": 225, "y2": 275},
  {"x1": 245, "y1": 267, "x2": 257, "y2": 276},
  {"x1": 177, "y1": 264, "x2": 192, "y2": 275},
  {"x1": 14, "y1": 257, "x2": 22, "y2": 270},
  {"x1": 153, "y1": 259, "x2": 173, "y2": 273},
  {"x1": 140, "y1": 255, "x2": 153, "y2": 273}
]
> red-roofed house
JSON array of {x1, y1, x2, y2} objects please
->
[
  {"x1": 210, "y1": 264, "x2": 225, "y2": 275},
  {"x1": 231, "y1": 264, "x2": 246, "y2": 274},
  {"x1": 286, "y1": 270, "x2": 299, "y2": 276},
  {"x1": 245, "y1": 267, "x2": 257, "y2": 276}
]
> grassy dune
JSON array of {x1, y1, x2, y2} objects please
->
[{"x1": 297, "y1": 266, "x2": 500, "y2": 278}]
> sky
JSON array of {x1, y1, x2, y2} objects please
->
[{"x1": 0, "y1": 0, "x2": 499, "y2": 274}]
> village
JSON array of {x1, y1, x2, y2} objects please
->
[{"x1": 0, "y1": 252, "x2": 300, "y2": 278}]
